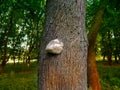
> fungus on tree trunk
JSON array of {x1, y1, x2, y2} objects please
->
[{"x1": 45, "y1": 39, "x2": 64, "y2": 54}]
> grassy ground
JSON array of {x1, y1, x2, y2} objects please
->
[
  {"x1": 97, "y1": 61, "x2": 120, "y2": 90},
  {"x1": 0, "y1": 61, "x2": 120, "y2": 90},
  {"x1": 0, "y1": 62, "x2": 37, "y2": 90}
]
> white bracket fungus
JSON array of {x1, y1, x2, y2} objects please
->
[{"x1": 45, "y1": 39, "x2": 64, "y2": 54}]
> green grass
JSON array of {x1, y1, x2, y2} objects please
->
[
  {"x1": 0, "y1": 61, "x2": 120, "y2": 90},
  {"x1": 0, "y1": 62, "x2": 37, "y2": 90},
  {"x1": 3, "y1": 62, "x2": 37, "y2": 73},
  {"x1": 97, "y1": 61, "x2": 120, "y2": 90},
  {"x1": 0, "y1": 72, "x2": 37, "y2": 90}
]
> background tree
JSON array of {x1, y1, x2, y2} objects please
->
[
  {"x1": 0, "y1": 0, "x2": 46, "y2": 72},
  {"x1": 87, "y1": 0, "x2": 106, "y2": 89},
  {"x1": 38, "y1": 0, "x2": 88, "y2": 90},
  {"x1": 86, "y1": 0, "x2": 120, "y2": 89},
  {"x1": 99, "y1": 0, "x2": 120, "y2": 64}
]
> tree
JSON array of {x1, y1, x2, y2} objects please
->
[
  {"x1": 87, "y1": 0, "x2": 106, "y2": 90},
  {"x1": 99, "y1": 0, "x2": 120, "y2": 64},
  {"x1": 87, "y1": 0, "x2": 120, "y2": 89},
  {"x1": 38, "y1": 0, "x2": 88, "y2": 90},
  {"x1": 0, "y1": 0, "x2": 45, "y2": 73}
]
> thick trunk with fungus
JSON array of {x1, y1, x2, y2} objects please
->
[{"x1": 38, "y1": 0, "x2": 88, "y2": 90}]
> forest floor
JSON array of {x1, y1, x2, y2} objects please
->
[
  {"x1": 0, "y1": 62, "x2": 37, "y2": 90},
  {"x1": 97, "y1": 61, "x2": 120, "y2": 90},
  {"x1": 0, "y1": 61, "x2": 120, "y2": 90}
]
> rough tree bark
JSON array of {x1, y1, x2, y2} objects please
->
[
  {"x1": 38, "y1": 0, "x2": 88, "y2": 90},
  {"x1": 87, "y1": 0, "x2": 106, "y2": 90}
]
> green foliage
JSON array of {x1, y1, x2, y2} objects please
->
[
  {"x1": 86, "y1": 0, "x2": 120, "y2": 62},
  {"x1": 0, "y1": 0, "x2": 46, "y2": 63}
]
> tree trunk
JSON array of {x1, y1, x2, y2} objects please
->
[
  {"x1": 26, "y1": 55, "x2": 30, "y2": 68},
  {"x1": 1, "y1": 11, "x2": 13, "y2": 69},
  {"x1": 107, "y1": 54, "x2": 112, "y2": 65},
  {"x1": 38, "y1": 0, "x2": 88, "y2": 90},
  {"x1": 13, "y1": 56, "x2": 16, "y2": 65},
  {"x1": 88, "y1": 45, "x2": 101, "y2": 90},
  {"x1": 114, "y1": 55, "x2": 118, "y2": 63},
  {"x1": 87, "y1": 0, "x2": 105, "y2": 90},
  {"x1": 103, "y1": 55, "x2": 106, "y2": 61},
  {"x1": 118, "y1": 55, "x2": 120, "y2": 61},
  {"x1": 114, "y1": 47, "x2": 118, "y2": 64},
  {"x1": 2, "y1": 34, "x2": 8, "y2": 68},
  {"x1": 106, "y1": 31, "x2": 112, "y2": 65}
]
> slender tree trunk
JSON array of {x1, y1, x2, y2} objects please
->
[
  {"x1": 103, "y1": 55, "x2": 106, "y2": 61},
  {"x1": 114, "y1": 47, "x2": 118, "y2": 63},
  {"x1": 113, "y1": 30, "x2": 119, "y2": 64},
  {"x1": 118, "y1": 55, "x2": 120, "y2": 61},
  {"x1": 1, "y1": 12, "x2": 13, "y2": 68},
  {"x1": 26, "y1": 55, "x2": 30, "y2": 68},
  {"x1": 2, "y1": 32, "x2": 8, "y2": 68},
  {"x1": 107, "y1": 52, "x2": 112, "y2": 65},
  {"x1": 106, "y1": 48, "x2": 111, "y2": 65},
  {"x1": 13, "y1": 56, "x2": 16, "y2": 65},
  {"x1": 106, "y1": 31, "x2": 112, "y2": 65},
  {"x1": 114, "y1": 55, "x2": 118, "y2": 63},
  {"x1": 26, "y1": 39, "x2": 35, "y2": 67},
  {"x1": 87, "y1": 0, "x2": 105, "y2": 90},
  {"x1": 38, "y1": 0, "x2": 87, "y2": 90}
]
